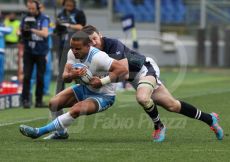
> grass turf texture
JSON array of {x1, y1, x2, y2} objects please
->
[{"x1": 0, "y1": 68, "x2": 230, "y2": 162}]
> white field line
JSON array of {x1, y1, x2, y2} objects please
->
[
  {"x1": 1, "y1": 147, "x2": 229, "y2": 152},
  {"x1": 0, "y1": 88, "x2": 230, "y2": 127},
  {"x1": 0, "y1": 117, "x2": 47, "y2": 127},
  {"x1": 70, "y1": 148, "x2": 229, "y2": 152}
]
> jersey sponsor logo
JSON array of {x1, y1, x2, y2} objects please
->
[{"x1": 116, "y1": 51, "x2": 121, "y2": 55}]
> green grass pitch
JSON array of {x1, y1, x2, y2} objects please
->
[{"x1": 0, "y1": 68, "x2": 230, "y2": 161}]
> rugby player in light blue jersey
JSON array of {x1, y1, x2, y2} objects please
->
[{"x1": 19, "y1": 31, "x2": 128, "y2": 139}]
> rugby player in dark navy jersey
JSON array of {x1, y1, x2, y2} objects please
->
[{"x1": 81, "y1": 25, "x2": 224, "y2": 142}]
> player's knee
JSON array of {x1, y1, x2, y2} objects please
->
[
  {"x1": 49, "y1": 97, "x2": 59, "y2": 111},
  {"x1": 70, "y1": 107, "x2": 81, "y2": 118},
  {"x1": 70, "y1": 102, "x2": 86, "y2": 118},
  {"x1": 136, "y1": 95, "x2": 153, "y2": 109},
  {"x1": 69, "y1": 108, "x2": 80, "y2": 118},
  {"x1": 136, "y1": 80, "x2": 155, "y2": 108}
]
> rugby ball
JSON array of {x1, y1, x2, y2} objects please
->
[{"x1": 72, "y1": 63, "x2": 93, "y2": 84}]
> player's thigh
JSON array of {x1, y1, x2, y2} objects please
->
[
  {"x1": 152, "y1": 84, "x2": 179, "y2": 109},
  {"x1": 136, "y1": 76, "x2": 156, "y2": 99},
  {"x1": 69, "y1": 99, "x2": 99, "y2": 118},
  {"x1": 50, "y1": 87, "x2": 77, "y2": 108},
  {"x1": 88, "y1": 95, "x2": 115, "y2": 112}
]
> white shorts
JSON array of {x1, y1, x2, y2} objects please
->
[{"x1": 130, "y1": 57, "x2": 162, "y2": 89}]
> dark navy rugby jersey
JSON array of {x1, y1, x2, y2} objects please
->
[{"x1": 102, "y1": 37, "x2": 146, "y2": 80}]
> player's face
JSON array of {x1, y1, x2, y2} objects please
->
[
  {"x1": 70, "y1": 40, "x2": 90, "y2": 59},
  {"x1": 89, "y1": 32, "x2": 103, "y2": 50}
]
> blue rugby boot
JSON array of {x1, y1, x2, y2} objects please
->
[
  {"x1": 19, "y1": 125, "x2": 40, "y2": 139},
  {"x1": 152, "y1": 125, "x2": 166, "y2": 142},
  {"x1": 210, "y1": 113, "x2": 224, "y2": 140}
]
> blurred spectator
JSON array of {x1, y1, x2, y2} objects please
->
[
  {"x1": 55, "y1": 0, "x2": 86, "y2": 93},
  {"x1": 0, "y1": 13, "x2": 12, "y2": 83},
  {"x1": 4, "y1": 12, "x2": 20, "y2": 45},
  {"x1": 20, "y1": 0, "x2": 49, "y2": 108},
  {"x1": 31, "y1": 3, "x2": 53, "y2": 96},
  {"x1": 55, "y1": 0, "x2": 86, "y2": 57}
]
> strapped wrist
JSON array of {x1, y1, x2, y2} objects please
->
[{"x1": 100, "y1": 76, "x2": 111, "y2": 85}]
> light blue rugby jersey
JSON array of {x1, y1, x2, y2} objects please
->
[{"x1": 67, "y1": 46, "x2": 116, "y2": 96}]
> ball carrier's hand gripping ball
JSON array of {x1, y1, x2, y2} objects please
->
[{"x1": 72, "y1": 63, "x2": 93, "y2": 84}]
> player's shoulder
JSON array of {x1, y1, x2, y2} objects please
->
[
  {"x1": 67, "y1": 49, "x2": 73, "y2": 56},
  {"x1": 90, "y1": 46, "x2": 100, "y2": 53},
  {"x1": 103, "y1": 37, "x2": 120, "y2": 45},
  {"x1": 90, "y1": 46, "x2": 106, "y2": 55},
  {"x1": 87, "y1": 47, "x2": 106, "y2": 62},
  {"x1": 67, "y1": 49, "x2": 75, "y2": 60},
  {"x1": 103, "y1": 37, "x2": 125, "y2": 51}
]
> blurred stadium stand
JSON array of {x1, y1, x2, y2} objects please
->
[
  {"x1": 1, "y1": 0, "x2": 230, "y2": 74},
  {"x1": 114, "y1": 0, "x2": 155, "y2": 22},
  {"x1": 1, "y1": 0, "x2": 229, "y2": 27},
  {"x1": 113, "y1": 0, "x2": 186, "y2": 23}
]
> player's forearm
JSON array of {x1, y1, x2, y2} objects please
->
[
  {"x1": 110, "y1": 67, "x2": 129, "y2": 82},
  {"x1": 100, "y1": 60, "x2": 129, "y2": 85},
  {"x1": 101, "y1": 66, "x2": 128, "y2": 85}
]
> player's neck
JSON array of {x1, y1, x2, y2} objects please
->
[{"x1": 101, "y1": 38, "x2": 105, "y2": 51}]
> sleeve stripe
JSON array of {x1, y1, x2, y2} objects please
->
[{"x1": 88, "y1": 48, "x2": 100, "y2": 63}]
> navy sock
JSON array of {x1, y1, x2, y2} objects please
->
[
  {"x1": 179, "y1": 101, "x2": 213, "y2": 126},
  {"x1": 145, "y1": 105, "x2": 164, "y2": 130}
]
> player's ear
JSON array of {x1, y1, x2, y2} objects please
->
[
  {"x1": 86, "y1": 42, "x2": 91, "y2": 47},
  {"x1": 89, "y1": 41, "x2": 94, "y2": 46},
  {"x1": 99, "y1": 32, "x2": 103, "y2": 38}
]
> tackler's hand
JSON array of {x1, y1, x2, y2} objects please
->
[{"x1": 89, "y1": 76, "x2": 103, "y2": 89}]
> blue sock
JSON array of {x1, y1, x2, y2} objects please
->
[{"x1": 37, "y1": 118, "x2": 62, "y2": 136}]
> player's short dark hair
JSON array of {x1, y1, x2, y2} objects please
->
[
  {"x1": 82, "y1": 25, "x2": 100, "y2": 35},
  {"x1": 71, "y1": 31, "x2": 91, "y2": 45}
]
